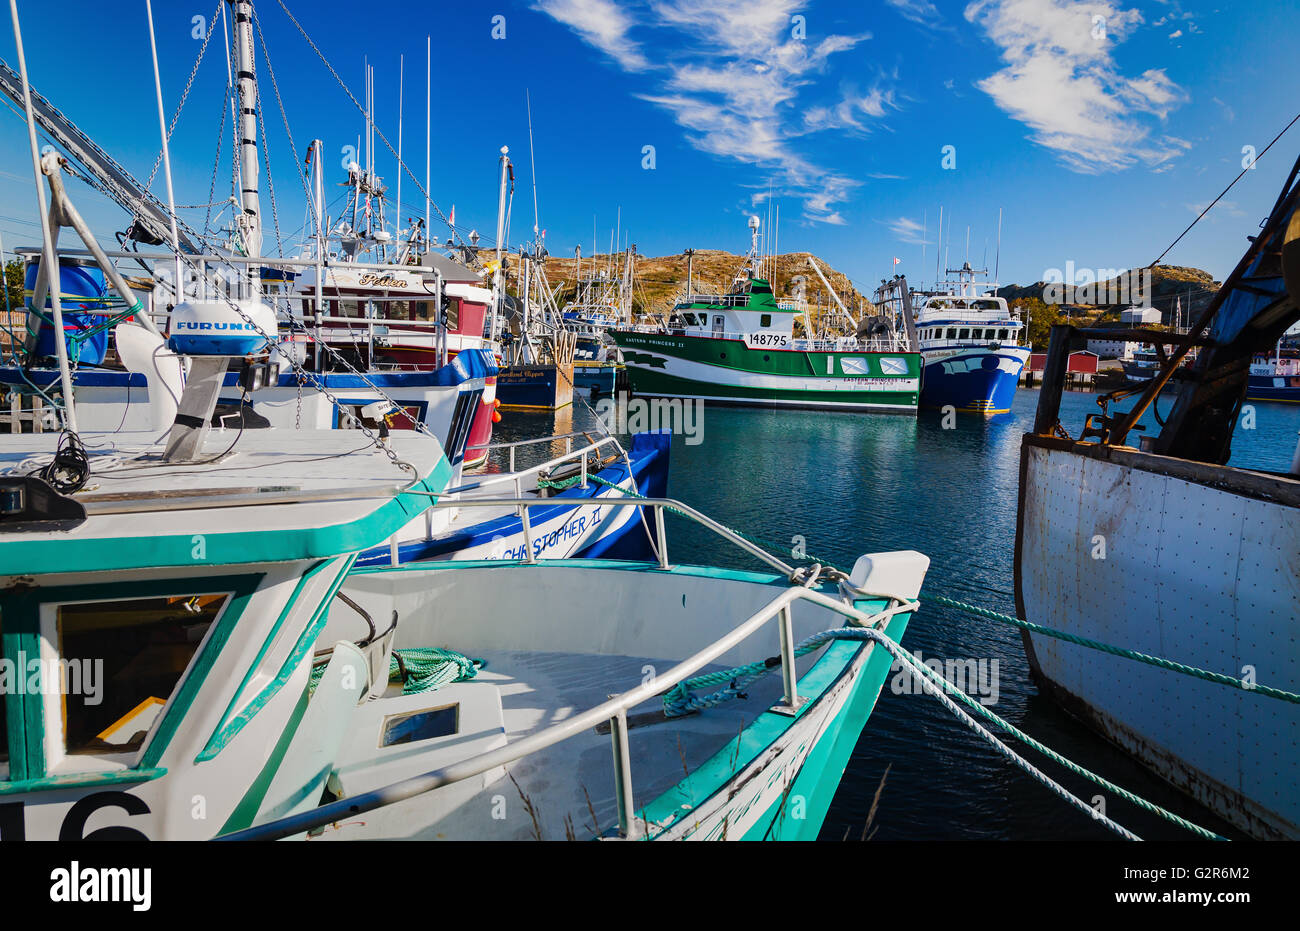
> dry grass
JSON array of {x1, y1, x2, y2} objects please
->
[{"x1": 537, "y1": 250, "x2": 870, "y2": 320}]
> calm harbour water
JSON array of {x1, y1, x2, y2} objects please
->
[{"x1": 493, "y1": 387, "x2": 1298, "y2": 841}]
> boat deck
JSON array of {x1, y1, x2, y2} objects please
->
[{"x1": 349, "y1": 647, "x2": 796, "y2": 841}]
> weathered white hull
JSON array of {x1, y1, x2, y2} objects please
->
[{"x1": 1015, "y1": 438, "x2": 1300, "y2": 838}]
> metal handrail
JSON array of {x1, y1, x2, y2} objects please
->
[
  {"x1": 917, "y1": 337, "x2": 1027, "y2": 351},
  {"x1": 413, "y1": 494, "x2": 792, "y2": 577},
  {"x1": 438, "y1": 437, "x2": 620, "y2": 497},
  {"x1": 216, "y1": 566, "x2": 917, "y2": 842},
  {"x1": 465, "y1": 430, "x2": 597, "y2": 452}
]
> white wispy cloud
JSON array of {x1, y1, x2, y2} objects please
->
[
  {"x1": 801, "y1": 86, "x2": 898, "y2": 133},
  {"x1": 886, "y1": 0, "x2": 944, "y2": 27},
  {"x1": 885, "y1": 216, "x2": 934, "y2": 244},
  {"x1": 533, "y1": 0, "x2": 649, "y2": 70},
  {"x1": 1187, "y1": 199, "x2": 1245, "y2": 218},
  {"x1": 964, "y1": 0, "x2": 1190, "y2": 173},
  {"x1": 535, "y1": 0, "x2": 893, "y2": 223}
]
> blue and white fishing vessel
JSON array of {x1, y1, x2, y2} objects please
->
[
  {"x1": 1246, "y1": 336, "x2": 1300, "y2": 403},
  {"x1": 910, "y1": 263, "x2": 1031, "y2": 415}
]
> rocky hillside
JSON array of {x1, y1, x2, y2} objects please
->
[
  {"x1": 996, "y1": 264, "x2": 1219, "y2": 327},
  {"x1": 521, "y1": 247, "x2": 1220, "y2": 342},
  {"x1": 536, "y1": 250, "x2": 871, "y2": 322}
]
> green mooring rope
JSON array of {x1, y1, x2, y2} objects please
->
[
  {"x1": 594, "y1": 474, "x2": 1299, "y2": 707},
  {"x1": 590, "y1": 477, "x2": 1288, "y2": 838}
]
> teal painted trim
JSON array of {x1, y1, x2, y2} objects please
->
[
  {"x1": 0, "y1": 458, "x2": 452, "y2": 578},
  {"x1": 749, "y1": 608, "x2": 912, "y2": 840},
  {"x1": 351, "y1": 557, "x2": 800, "y2": 589},
  {"x1": 195, "y1": 559, "x2": 332, "y2": 763},
  {"x1": 1, "y1": 601, "x2": 38, "y2": 781},
  {"x1": 218, "y1": 685, "x2": 311, "y2": 835},
  {"x1": 196, "y1": 555, "x2": 357, "y2": 761},
  {"x1": 0, "y1": 767, "x2": 167, "y2": 796},
  {"x1": 0, "y1": 624, "x2": 20, "y2": 780},
  {"x1": 139, "y1": 575, "x2": 263, "y2": 769},
  {"x1": 634, "y1": 598, "x2": 903, "y2": 839},
  {"x1": 0, "y1": 574, "x2": 262, "y2": 789}
]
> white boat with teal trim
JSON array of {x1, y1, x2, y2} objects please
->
[
  {"x1": 0, "y1": 417, "x2": 930, "y2": 840},
  {"x1": 612, "y1": 219, "x2": 920, "y2": 413}
]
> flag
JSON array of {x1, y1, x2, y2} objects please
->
[
  {"x1": 448, "y1": 205, "x2": 456, "y2": 227},
  {"x1": 892, "y1": 256, "x2": 901, "y2": 266}
]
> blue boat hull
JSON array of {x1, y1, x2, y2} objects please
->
[
  {"x1": 573, "y1": 364, "x2": 617, "y2": 397},
  {"x1": 497, "y1": 364, "x2": 573, "y2": 410},
  {"x1": 355, "y1": 431, "x2": 671, "y2": 566},
  {"x1": 919, "y1": 348, "x2": 1028, "y2": 414},
  {"x1": 1246, "y1": 373, "x2": 1300, "y2": 403}
]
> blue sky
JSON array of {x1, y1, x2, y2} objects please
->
[{"x1": 0, "y1": 0, "x2": 1296, "y2": 295}]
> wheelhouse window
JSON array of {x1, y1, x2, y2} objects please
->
[
  {"x1": 959, "y1": 328, "x2": 970, "y2": 339},
  {"x1": 445, "y1": 300, "x2": 460, "y2": 330},
  {"x1": 388, "y1": 300, "x2": 410, "y2": 321},
  {"x1": 945, "y1": 328, "x2": 956, "y2": 339},
  {"x1": 333, "y1": 299, "x2": 363, "y2": 319},
  {"x1": 411, "y1": 301, "x2": 431, "y2": 321},
  {"x1": 49, "y1": 594, "x2": 229, "y2": 761}
]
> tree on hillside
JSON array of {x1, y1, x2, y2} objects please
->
[
  {"x1": 3, "y1": 258, "x2": 22, "y2": 314},
  {"x1": 1012, "y1": 296, "x2": 1059, "y2": 350}
]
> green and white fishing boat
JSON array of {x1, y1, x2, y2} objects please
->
[{"x1": 612, "y1": 218, "x2": 921, "y2": 413}]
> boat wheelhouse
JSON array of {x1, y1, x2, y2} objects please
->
[{"x1": 293, "y1": 252, "x2": 494, "y2": 371}]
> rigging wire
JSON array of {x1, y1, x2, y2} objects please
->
[
  {"x1": 143, "y1": 1, "x2": 223, "y2": 193},
  {"x1": 273, "y1": 0, "x2": 450, "y2": 228},
  {"x1": 1150, "y1": 108, "x2": 1300, "y2": 267}
]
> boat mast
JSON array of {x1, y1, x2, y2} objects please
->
[
  {"x1": 396, "y1": 53, "x2": 403, "y2": 249},
  {"x1": 8, "y1": 0, "x2": 76, "y2": 432},
  {"x1": 146, "y1": 0, "x2": 183, "y2": 303},
  {"x1": 425, "y1": 36, "x2": 431, "y2": 246},
  {"x1": 231, "y1": 0, "x2": 262, "y2": 263},
  {"x1": 492, "y1": 146, "x2": 510, "y2": 343}
]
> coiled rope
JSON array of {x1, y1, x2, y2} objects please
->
[{"x1": 310, "y1": 646, "x2": 482, "y2": 695}]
